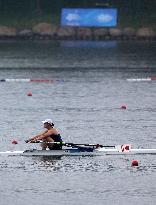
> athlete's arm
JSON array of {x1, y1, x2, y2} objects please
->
[{"x1": 26, "y1": 130, "x2": 48, "y2": 142}]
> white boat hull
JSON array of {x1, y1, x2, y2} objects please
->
[{"x1": 0, "y1": 148, "x2": 156, "y2": 156}]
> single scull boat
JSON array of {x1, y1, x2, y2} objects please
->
[{"x1": 0, "y1": 144, "x2": 156, "y2": 156}]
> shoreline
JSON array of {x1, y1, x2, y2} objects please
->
[
  {"x1": 0, "y1": 24, "x2": 155, "y2": 41},
  {"x1": 0, "y1": 35, "x2": 155, "y2": 41},
  {"x1": 0, "y1": 36, "x2": 155, "y2": 41}
]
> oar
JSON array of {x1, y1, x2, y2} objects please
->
[{"x1": 25, "y1": 140, "x2": 115, "y2": 148}]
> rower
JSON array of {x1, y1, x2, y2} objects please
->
[{"x1": 26, "y1": 119, "x2": 62, "y2": 150}]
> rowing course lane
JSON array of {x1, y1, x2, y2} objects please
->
[
  {"x1": 0, "y1": 67, "x2": 156, "y2": 205},
  {"x1": 0, "y1": 41, "x2": 156, "y2": 205}
]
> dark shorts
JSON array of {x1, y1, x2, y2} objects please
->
[{"x1": 48, "y1": 144, "x2": 62, "y2": 150}]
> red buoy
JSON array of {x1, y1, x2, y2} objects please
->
[
  {"x1": 131, "y1": 160, "x2": 139, "y2": 167},
  {"x1": 121, "y1": 105, "x2": 127, "y2": 109},
  {"x1": 27, "y1": 92, "x2": 32, "y2": 96},
  {"x1": 12, "y1": 140, "x2": 18, "y2": 144}
]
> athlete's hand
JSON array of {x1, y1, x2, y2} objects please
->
[{"x1": 25, "y1": 139, "x2": 30, "y2": 143}]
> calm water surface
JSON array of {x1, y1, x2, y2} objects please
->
[{"x1": 0, "y1": 40, "x2": 156, "y2": 205}]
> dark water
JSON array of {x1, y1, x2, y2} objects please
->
[{"x1": 0, "y1": 40, "x2": 156, "y2": 205}]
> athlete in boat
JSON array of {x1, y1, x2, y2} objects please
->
[{"x1": 26, "y1": 119, "x2": 62, "y2": 150}]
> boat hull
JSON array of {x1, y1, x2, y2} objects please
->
[{"x1": 0, "y1": 148, "x2": 156, "y2": 156}]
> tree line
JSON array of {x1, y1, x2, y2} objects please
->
[{"x1": 0, "y1": 0, "x2": 155, "y2": 15}]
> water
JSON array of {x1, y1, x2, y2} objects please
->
[{"x1": 0, "y1": 40, "x2": 156, "y2": 205}]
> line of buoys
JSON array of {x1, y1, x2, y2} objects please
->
[
  {"x1": 127, "y1": 77, "x2": 156, "y2": 82},
  {"x1": 0, "y1": 78, "x2": 54, "y2": 83},
  {"x1": 30, "y1": 79, "x2": 54, "y2": 83}
]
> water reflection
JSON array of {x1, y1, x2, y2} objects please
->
[
  {"x1": 31, "y1": 156, "x2": 62, "y2": 171},
  {"x1": 60, "y1": 40, "x2": 117, "y2": 48}
]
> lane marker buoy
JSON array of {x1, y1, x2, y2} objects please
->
[
  {"x1": 120, "y1": 105, "x2": 127, "y2": 109},
  {"x1": 12, "y1": 140, "x2": 18, "y2": 144},
  {"x1": 27, "y1": 92, "x2": 32, "y2": 96},
  {"x1": 131, "y1": 160, "x2": 139, "y2": 166}
]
